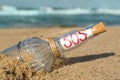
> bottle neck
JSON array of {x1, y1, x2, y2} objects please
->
[
  {"x1": 55, "y1": 28, "x2": 92, "y2": 53},
  {"x1": 56, "y1": 23, "x2": 106, "y2": 53},
  {"x1": 49, "y1": 23, "x2": 106, "y2": 58}
]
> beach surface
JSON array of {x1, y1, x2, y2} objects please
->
[{"x1": 0, "y1": 26, "x2": 120, "y2": 80}]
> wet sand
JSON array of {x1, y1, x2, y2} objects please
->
[{"x1": 0, "y1": 26, "x2": 120, "y2": 80}]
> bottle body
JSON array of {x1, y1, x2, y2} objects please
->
[
  {"x1": 1, "y1": 37, "x2": 55, "y2": 71},
  {"x1": 1, "y1": 44, "x2": 21, "y2": 59}
]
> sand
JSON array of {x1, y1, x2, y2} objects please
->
[{"x1": 0, "y1": 26, "x2": 120, "y2": 80}]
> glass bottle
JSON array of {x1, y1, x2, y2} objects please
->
[{"x1": 1, "y1": 22, "x2": 106, "y2": 71}]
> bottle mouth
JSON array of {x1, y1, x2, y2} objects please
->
[{"x1": 91, "y1": 22, "x2": 106, "y2": 36}]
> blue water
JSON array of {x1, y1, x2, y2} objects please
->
[{"x1": 0, "y1": 6, "x2": 120, "y2": 28}]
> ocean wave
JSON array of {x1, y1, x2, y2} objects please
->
[{"x1": 0, "y1": 5, "x2": 120, "y2": 16}]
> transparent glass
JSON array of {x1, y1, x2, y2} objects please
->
[{"x1": 1, "y1": 37, "x2": 55, "y2": 71}]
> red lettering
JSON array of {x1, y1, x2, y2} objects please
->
[
  {"x1": 71, "y1": 33, "x2": 79, "y2": 45},
  {"x1": 63, "y1": 36, "x2": 72, "y2": 48},
  {"x1": 78, "y1": 32, "x2": 87, "y2": 41},
  {"x1": 62, "y1": 31, "x2": 87, "y2": 49}
]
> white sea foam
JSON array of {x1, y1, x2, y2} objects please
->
[{"x1": 0, "y1": 5, "x2": 120, "y2": 16}]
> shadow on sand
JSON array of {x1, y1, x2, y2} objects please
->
[{"x1": 65, "y1": 52, "x2": 115, "y2": 65}]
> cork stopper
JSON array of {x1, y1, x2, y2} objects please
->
[{"x1": 90, "y1": 22, "x2": 106, "y2": 36}]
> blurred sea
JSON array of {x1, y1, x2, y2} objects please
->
[{"x1": 0, "y1": 5, "x2": 120, "y2": 28}]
